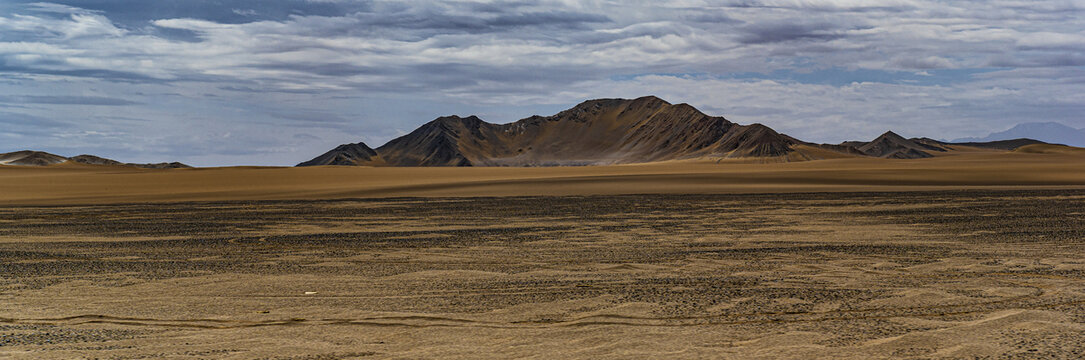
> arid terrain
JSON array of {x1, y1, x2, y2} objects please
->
[
  {"x1": 3, "y1": 146, "x2": 1085, "y2": 206},
  {"x1": 1, "y1": 191, "x2": 1085, "y2": 359},
  {"x1": 2, "y1": 149, "x2": 1085, "y2": 358}
]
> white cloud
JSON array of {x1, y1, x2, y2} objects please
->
[{"x1": 1016, "y1": 31, "x2": 1085, "y2": 50}]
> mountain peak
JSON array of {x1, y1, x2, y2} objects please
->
[
  {"x1": 855, "y1": 131, "x2": 933, "y2": 158},
  {"x1": 877, "y1": 131, "x2": 905, "y2": 140},
  {"x1": 632, "y1": 95, "x2": 670, "y2": 105},
  {"x1": 331, "y1": 142, "x2": 373, "y2": 151},
  {"x1": 425, "y1": 115, "x2": 485, "y2": 129}
]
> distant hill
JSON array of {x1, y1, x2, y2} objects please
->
[
  {"x1": 296, "y1": 142, "x2": 382, "y2": 166},
  {"x1": 0, "y1": 151, "x2": 190, "y2": 169},
  {"x1": 851, "y1": 131, "x2": 946, "y2": 159},
  {"x1": 952, "y1": 122, "x2": 1084, "y2": 147},
  {"x1": 839, "y1": 132, "x2": 1049, "y2": 159},
  {"x1": 0, "y1": 151, "x2": 68, "y2": 166},
  {"x1": 948, "y1": 138, "x2": 1049, "y2": 151}
]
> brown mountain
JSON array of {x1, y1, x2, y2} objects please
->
[
  {"x1": 301, "y1": 96, "x2": 1055, "y2": 167},
  {"x1": 847, "y1": 131, "x2": 948, "y2": 159},
  {"x1": 69, "y1": 154, "x2": 192, "y2": 169},
  {"x1": 0, "y1": 151, "x2": 190, "y2": 168},
  {"x1": 304, "y1": 96, "x2": 808, "y2": 167},
  {"x1": 68, "y1": 154, "x2": 124, "y2": 166},
  {"x1": 296, "y1": 142, "x2": 382, "y2": 166},
  {"x1": 840, "y1": 133, "x2": 1047, "y2": 159},
  {"x1": 0, "y1": 151, "x2": 68, "y2": 166}
]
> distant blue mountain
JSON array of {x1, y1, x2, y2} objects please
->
[{"x1": 952, "y1": 122, "x2": 1085, "y2": 147}]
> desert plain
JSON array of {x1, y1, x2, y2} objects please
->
[{"x1": 2, "y1": 147, "x2": 1085, "y2": 358}]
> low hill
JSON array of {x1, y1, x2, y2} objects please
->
[
  {"x1": 953, "y1": 122, "x2": 1084, "y2": 147},
  {"x1": 949, "y1": 138, "x2": 1048, "y2": 151},
  {"x1": 1013, "y1": 144, "x2": 1085, "y2": 155},
  {"x1": 0, "y1": 151, "x2": 69, "y2": 166},
  {"x1": 0, "y1": 151, "x2": 190, "y2": 169},
  {"x1": 840, "y1": 133, "x2": 1044, "y2": 159},
  {"x1": 841, "y1": 132, "x2": 950, "y2": 159},
  {"x1": 296, "y1": 143, "x2": 383, "y2": 167}
]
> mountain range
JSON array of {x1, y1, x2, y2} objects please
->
[
  {"x1": 952, "y1": 122, "x2": 1085, "y2": 147},
  {"x1": 299, "y1": 96, "x2": 1049, "y2": 167},
  {"x1": 0, "y1": 150, "x2": 190, "y2": 169},
  {"x1": 2, "y1": 96, "x2": 1066, "y2": 169}
]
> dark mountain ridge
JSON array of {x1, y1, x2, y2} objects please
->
[
  {"x1": 952, "y1": 122, "x2": 1084, "y2": 147},
  {"x1": 301, "y1": 96, "x2": 1057, "y2": 167},
  {"x1": 841, "y1": 132, "x2": 1047, "y2": 159},
  {"x1": 296, "y1": 142, "x2": 381, "y2": 167},
  {"x1": 305, "y1": 96, "x2": 806, "y2": 167}
]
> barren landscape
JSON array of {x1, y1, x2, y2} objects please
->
[
  {"x1": 7, "y1": 0, "x2": 1085, "y2": 358},
  {"x1": 3, "y1": 150, "x2": 1085, "y2": 358},
  {"x1": 3, "y1": 145, "x2": 1085, "y2": 206}
]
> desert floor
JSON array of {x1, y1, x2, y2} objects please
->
[
  {"x1": 2, "y1": 190, "x2": 1084, "y2": 359},
  {"x1": 2, "y1": 149, "x2": 1085, "y2": 205}
]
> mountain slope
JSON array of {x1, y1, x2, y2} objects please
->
[
  {"x1": 952, "y1": 122, "x2": 1085, "y2": 147},
  {"x1": 68, "y1": 154, "x2": 191, "y2": 168},
  {"x1": 296, "y1": 142, "x2": 382, "y2": 166},
  {"x1": 854, "y1": 131, "x2": 941, "y2": 159},
  {"x1": 0, "y1": 151, "x2": 68, "y2": 166},
  {"x1": 69, "y1": 155, "x2": 124, "y2": 166},
  {"x1": 371, "y1": 96, "x2": 801, "y2": 167}
]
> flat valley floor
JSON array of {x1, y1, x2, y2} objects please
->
[{"x1": 2, "y1": 191, "x2": 1085, "y2": 359}]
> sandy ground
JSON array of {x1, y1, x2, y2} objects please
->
[
  {"x1": 2, "y1": 151, "x2": 1084, "y2": 358},
  {"x1": 1, "y1": 191, "x2": 1084, "y2": 359},
  {"x1": 1, "y1": 149, "x2": 1085, "y2": 205}
]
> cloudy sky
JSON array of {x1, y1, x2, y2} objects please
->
[{"x1": 1, "y1": 0, "x2": 1083, "y2": 166}]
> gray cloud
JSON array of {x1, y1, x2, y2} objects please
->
[
  {"x1": 0, "y1": 95, "x2": 140, "y2": 105},
  {"x1": 892, "y1": 56, "x2": 954, "y2": 69},
  {"x1": 988, "y1": 54, "x2": 1085, "y2": 68},
  {"x1": 737, "y1": 22, "x2": 849, "y2": 44},
  {"x1": 0, "y1": 110, "x2": 69, "y2": 128}
]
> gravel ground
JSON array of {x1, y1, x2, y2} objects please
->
[{"x1": 1, "y1": 190, "x2": 1084, "y2": 358}]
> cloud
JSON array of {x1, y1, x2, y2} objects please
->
[
  {"x1": 987, "y1": 54, "x2": 1085, "y2": 68},
  {"x1": 737, "y1": 22, "x2": 849, "y2": 44},
  {"x1": 0, "y1": 95, "x2": 140, "y2": 105},
  {"x1": 892, "y1": 56, "x2": 954, "y2": 69},
  {"x1": 1015, "y1": 32, "x2": 1085, "y2": 50},
  {"x1": 0, "y1": 110, "x2": 68, "y2": 128},
  {"x1": 232, "y1": 9, "x2": 258, "y2": 17}
]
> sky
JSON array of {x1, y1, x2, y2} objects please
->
[{"x1": 1, "y1": 0, "x2": 1083, "y2": 166}]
